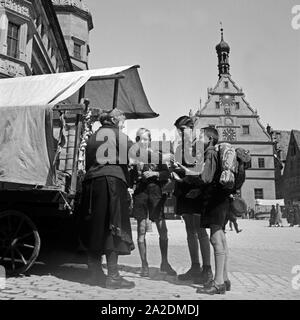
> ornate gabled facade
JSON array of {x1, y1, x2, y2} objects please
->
[
  {"x1": 0, "y1": 0, "x2": 73, "y2": 77},
  {"x1": 52, "y1": 0, "x2": 93, "y2": 70},
  {"x1": 282, "y1": 130, "x2": 300, "y2": 206},
  {"x1": 194, "y1": 29, "x2": 276, "y2": 209}
]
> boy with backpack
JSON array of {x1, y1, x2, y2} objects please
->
[{"x1": 175, "y1": 126, "x2": 250, "y2": 294}]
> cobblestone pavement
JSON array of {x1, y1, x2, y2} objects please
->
[{"x1": 0, "y1": 219, "x2": 300, "y2": 300}]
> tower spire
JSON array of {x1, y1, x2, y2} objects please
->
[
  {"x1": 220, "y1": 21, "x2": 224, "y2": 41},
  {"x1": 216, "y1": 24, "x2": 230, "y2": 79}
]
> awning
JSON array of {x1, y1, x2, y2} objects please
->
[
  {"x1": 0, "y1": 65, "x2": 158, "y2": 187},
  {"x1": 0, "y1": 65, "x2": 158, "y2": 119},
  {"x1": 255, "y1": 199, "x2": 284, "y2": 206}
]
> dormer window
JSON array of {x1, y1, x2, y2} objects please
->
[
  {"x1": 7, "y1": 22, "x2": 20, "y2": 59},
  {"x1": 236, "y1": 102, "x2": 240, "y2": 110},
  {"x1": 242, "y1": 125, "x2": 250, "y2": 135},
  {"x1": 224, "y1": 81, "x2": 229, "y2": 88},
  {"x1": 74, "y1": 42, "x2": 81, "y2": 59},
  {"x1": 72, "y1": 37, "x2": 85, "y2": 60},
  {"x1": 215, "y1": 101, "x2": 220, "y2": 109}
]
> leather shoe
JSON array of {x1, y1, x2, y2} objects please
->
[
  {"x1": 106, "y1": 276, "x2": 135, "y2": 290},
  {"x1": 178, "y1": 267, "x2": 202, "y2": 281},
  {"x1": 224, "y1": 279, "x2": 231, "y2": 291},
  {"x1": 160, "y1": 262, "x2": 177, "y2": 276},
  {"x1": 196, "y1": 280, "x2": 226, "y2": 295},
  {"x1": 86, "y1": 267, "x2": 107, "y2": 287},
  {"x1": 140, "y1": 265, "x2": 149, "y2": 277},
  {"x1": 194, "y1": 267, "x2": 213, "y2": 285}
]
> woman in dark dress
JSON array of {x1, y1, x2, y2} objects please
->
[
  {"x1": 80, "y1": 109, "x2": 136, "y2": 289},
  {"x1": 269, "y1": 205, "x2": 276, "y2": 227}
]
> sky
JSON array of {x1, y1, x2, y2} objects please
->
[{"x1": 84, "y1": 0, "x2": 300, "y2": 140}]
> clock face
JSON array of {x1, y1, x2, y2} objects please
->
[{"x1": 223, "y1": 128, "x2": 236, "y2": 141}]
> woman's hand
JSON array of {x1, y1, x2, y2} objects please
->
[{"x1": 143, "y1": 171, "x2": 159, "y2": 179}]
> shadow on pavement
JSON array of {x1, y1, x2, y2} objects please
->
[
  {"x1": 25, "y1": 249, "x2": 198, "y2": 290},
  {"x1": 117, "y1": 264, "x2": 199, "y2": 289}
]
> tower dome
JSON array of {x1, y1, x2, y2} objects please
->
[
  {"x1": 216, "y1": 28, "x2": 230, "y2": 52},
  {"x1": 216, "y1": 27, "x2": 231, "y2": 78}
]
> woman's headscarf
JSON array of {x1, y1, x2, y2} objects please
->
[{"x1": 99, "y1": 108, "x2": 125, "y2": 126}]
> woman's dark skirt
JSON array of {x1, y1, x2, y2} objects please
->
[{"x1": 79, "y1": 176, "x2": 135, "y2": 255}]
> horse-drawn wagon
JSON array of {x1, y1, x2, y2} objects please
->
[{"x1": 0, "y1": 65, "x2": 158, "y2": 275}]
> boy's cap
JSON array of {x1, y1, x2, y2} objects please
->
[{"x1": 174, "y1": 116, "x2": 194, "y2": 128}]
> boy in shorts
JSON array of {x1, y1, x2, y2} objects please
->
[
  {"x1": 177, "y1": 127, "x2": 232, "y2": 294},
  {"x1": 131, "y1": 128, "x2": 176, "y2": 277}
]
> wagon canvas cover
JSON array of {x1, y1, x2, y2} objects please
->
[{"x1": 0, "y1": 66, "x2": 158, "y2": 186}]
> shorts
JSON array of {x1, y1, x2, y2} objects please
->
[
  {"x1": 132, "y1": 183, "x2": 166, "y2": 221},
  {"x1": 200, "y1": 196, "x2": 230, "y2": 229},
  {"x1": 174, "y1": 182, "x2": 203, "y2": 215}
]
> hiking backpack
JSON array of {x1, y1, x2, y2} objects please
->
[
  {"x1": 217, "y1": 143, "x2": 237, "y2": 190},
  {"x1": 235, "y1": 147, "x2": 251, "y2": 190},
  {"x1": 217, "y1": 143, "x2": 251, "y2": 191}
]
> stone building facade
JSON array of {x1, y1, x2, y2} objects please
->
[
  {"x1": 0, "y1": 0, "x2": 93, "y2": 78},
  {"x1": 52, "y1": 0, "x2": 93, "y2": 70},
  {"x1": 0, "y1": 0, "x2": 93, "y2": 179},
  {"x1": 194, "y1": 29, "x2": 276, "y2": 209},
  {"x1": 0, "y1": 0, "x2": 74, "y2": 77}
]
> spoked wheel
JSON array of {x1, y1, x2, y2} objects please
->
[{"x1": 0, "y1": 210, "x2": 41, "y2": 276}]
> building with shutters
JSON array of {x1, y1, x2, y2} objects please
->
[
  {"x1": 0, "y1": 0, "x2": 93, "y2": 178},
  {"x1": 0, "y1": 0, "x2": 93, "y2": 78}
]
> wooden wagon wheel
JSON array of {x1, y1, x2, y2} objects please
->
[{"x1": 0, "y1": 210, "x2": 41, "y2": 276}]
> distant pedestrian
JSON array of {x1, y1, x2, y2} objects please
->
[
  {"x1": 269, "y1": 205, "x2": 276, "y2": 227},
  {"x1": 228, "y1": 218, "x2": 242, "y2": 233},
  {"x1": 249, "y1": 208, "x2": 255, "y2": 219},
  {"x1": 275, "y1": 203, "x2": 283, "y2": 227},
  {"x1": 287, "y1": 206, "x2": 295, "y2": 227}
]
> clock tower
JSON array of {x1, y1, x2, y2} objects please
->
[{"x1": 194, "y1": 28, "x2": 276, "y2": 208}]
